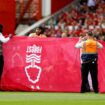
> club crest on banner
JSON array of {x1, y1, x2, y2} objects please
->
[{"x1": 25, "y1": 44, "x2": 42, "y2": 84}]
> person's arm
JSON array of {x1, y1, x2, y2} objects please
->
[
  {"x1": 29, "y1": 33, "x2": 33, "y2": 37},
  {"x1": 29, "y1": 33, "x2": 37, "y2": 37},
  {"x1": 97, "y1": 42, "x2": 103, "y2": 48},
  {"x1": 75, "y1": 37, "x2": 84, "y2": 48},
  {"x1": 0, "y1": 33, "x2": 10, "y2": 43}
]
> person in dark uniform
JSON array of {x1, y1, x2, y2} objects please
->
[
  {"x1": 75, "y1": 31, "x2": 103, "y2": 93},
  {"x1": 0, "y1": 24, "x2": 12, "y2": 79}
]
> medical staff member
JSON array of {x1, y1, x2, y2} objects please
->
[{"x1": 75, "y1": 31, "x2": 103, "y2": 93}]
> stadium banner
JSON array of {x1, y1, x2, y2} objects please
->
[{"x1": 0, "y1": 37, "x2": 105, "y2": 93}]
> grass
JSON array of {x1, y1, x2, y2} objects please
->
[{"x1": 0, "y1": 92, "x2": 105, "y2": 105}]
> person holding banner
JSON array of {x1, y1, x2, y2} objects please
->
[
  {"x1": 75, "y1": 31, "x2": 103, "y2": 93},
  {"x1": 79, "y1": 35, "x2": 91, "y2": 92},
  {"x1": 0, "y1": 24, "x2": 12, "y2": 79},
  {"x1": 29, "y1": 26, "x2": 46, "y2": 38}
]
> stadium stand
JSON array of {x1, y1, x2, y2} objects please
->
[{"x1": 17, "y1": 0, "x2": 105, "y2": 41}]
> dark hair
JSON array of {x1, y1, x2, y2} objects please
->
[
  {"x1": 0, "y1": 24, "x2": 3, "y2": 33},
  {"x1": 87, "y1": 31, "x2": 93, "y2": 37},
  {"x1": 36, "y1": 26, "x2": 45, "y2": 34}
]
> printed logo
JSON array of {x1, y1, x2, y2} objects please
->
[{"x1": 25, "y1": 45, "x2": 42, "y2": 84}]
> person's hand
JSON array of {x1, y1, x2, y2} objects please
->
[
  {"x1": 79, "y1": 36, "x2": 87, "y2": 42},
  {"x1": 8, "y1": 34, "x2": 13, "y2": 39},
  {"x1": 78, "y1": 36, "x2": 83, "y2": 42}
]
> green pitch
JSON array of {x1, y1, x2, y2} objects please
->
[{"x1": 0, "y1": 92, "x2": 105, "y2": 105}]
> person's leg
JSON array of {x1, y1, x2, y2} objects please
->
[
  {"x1": 90, "y1": 61, "x2": 98, "y2": 93},
  {"x1": 81, "y1": 64, "x2": 90, "y2": 92},
  {"x1": 0, "y1": 55, "x2": 4, "y2": 79},
  {"x1": 81, "y1": 63, "x2": 89, "y2": 92},
  {"x1": 86, "y1": 78, "x2": 90, "y2": 92}
]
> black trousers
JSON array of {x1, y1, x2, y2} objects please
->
[
  {"x1": 0, "y1": 55, "x2": 4, "y2": 79},
  {"x1": 80, "y1": 66, "x2": 90, "y2": 92},
  {"x1": 81, "y1": 61, "x2": 98, "y2": 93}
]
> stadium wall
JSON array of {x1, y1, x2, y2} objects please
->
[{"x1": 0, "y1": 0, "x2": 16, "y2": 35}]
